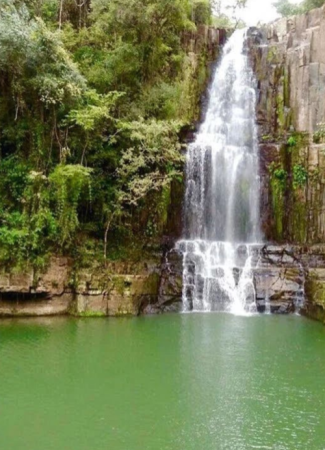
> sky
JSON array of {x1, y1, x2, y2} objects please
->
[{"x1": 227, "y1": 0, "x2": 301, "y2": 26}]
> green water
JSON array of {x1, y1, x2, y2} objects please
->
[{"x1": 1, "y1": 314, "x2": 325, "y2": 450}]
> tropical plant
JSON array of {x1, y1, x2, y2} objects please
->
[{"x1": 0, "y1": 0, "x2": 216, "y2": 267}]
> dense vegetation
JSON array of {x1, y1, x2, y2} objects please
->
[
  {"x1": 273, "y1": 0, "x2": 325, "y2": 17},
  {"x1": 0, "y1": 0, "x2": 219, "y2": 268},
  {"x1": 2, "y1": 0, "x2": 318, "y2": 270}
]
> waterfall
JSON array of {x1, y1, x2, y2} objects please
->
[{"x1": 177, "y1": 29, "x2": 261, "y2": 315}]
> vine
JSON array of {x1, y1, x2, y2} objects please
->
[{"x1": 49, "y1": 164, "x2": 93, "y2": 247}]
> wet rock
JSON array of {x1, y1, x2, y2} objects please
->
[{"x1": 248, "y1": 6, "x2": 325, "y2": 245}]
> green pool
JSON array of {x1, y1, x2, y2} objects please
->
[{"x1": 1, "y1": 314, "x2": 325, "y2": 450}]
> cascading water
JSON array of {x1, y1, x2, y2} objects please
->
[{"x1": 177, "y1": 29, "x2": 262, "y2": 315}]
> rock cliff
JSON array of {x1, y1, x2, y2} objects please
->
[
  {"x1": 247, "y1": 6, "x2": 325, "y2": 321},
  {"x1": 248, "y1": 7, "x2": 325, "y2": 244},
  {"x1": 0, "y1": 258, "x2": 163, "y2": 317}
]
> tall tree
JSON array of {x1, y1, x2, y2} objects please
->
[
  {"x1": 211, "y1": 0, "x2": 248, "y2": 27},
  {"x1": 274, "y1": 0, "x2": 325, "y2": 16}
]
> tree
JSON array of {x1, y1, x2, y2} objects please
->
[
  {"x1": 302, "y1": 0, "x2": 325, "y2": 11},
  {"x1": 274, "y1": 0, "x2": 325, "y2": 16},
  {"x1": 273, "y1": 0, "x2": 302, "y2": 16},
  {"x1": 102, "y1": 119, "x2": 184, "y2": 263},
  {"x1": 212, "y1": 0, "x2": 247, "y2": 13},
  {"x1": 0, "y1": 0, "x2": 214, "y2": 267},
  {"x1": 191, "y1": 0, "x2": 212, "y2": 24},
  {"x1": 211, "y1": 0, "x2": 248, "y2": 28}
]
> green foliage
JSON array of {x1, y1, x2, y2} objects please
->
[
  {"x1": 0, "y1": 166, "x2": 58, "y2": 268},
  {"x1": 274, "y1": 0, "x2": 325, "y2": 17},
  {"x1": 302, "y1": 0, "x2": 325, "y2": 11},
  {"x1": 293, "y1": 164, "x2": 308, "y2": 190},
  {"x1": 68, "y1": 91, "x2": 123, "y2": 131},
  {"x1": 49, "y1": 164, "x2": 93, "y2": 246},
  {"x1": 139, "y1": 83, "x2": 183, "y2": 120},
  {"x1": 0, "y1": 0, "x2": 215, "y2": 267},
  {"x1": 269, "y1": 163, "x2": 288, "y2": 191},
  {"x1": 287, "y1": 136, "x2": 297, "y2": 147},
  {"x1": 212, "y1": 14, "x2": 234, "y2": 28},
  {"x1": 211, "y1": 0, "x2": 247, "y2": 27},
  {"x1": 192, "y1": 0, "x2": 212, "y2": 24},
  {"x1": 273, "y1": 0, "x2": 301, "y2": 16},
  {"x1": 0, "y1": 5, "x2": 85, "y2": 103},
  {"x1": 116, "y1": 119, "x2": 184, "y2": 206},
  {"x1": 273, "y1": 168, "x2": 288, "y2": 190},
  {"x1": 0, "y1": 156, "x2": 29, "y2": 205}
]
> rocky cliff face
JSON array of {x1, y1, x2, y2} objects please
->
[
  {"x1": 246, "y1": 6, "x2": 325, "y2": 321},
  {"x1": 251, "y1": 8, "x2": 325, "y2": 137},
  {"x1": 0, "y1": 257, "x2": 166, "y2": 317},
  {"x1": 2, "y1": 244, "x2": 325, "y2": 322},
  {"x1": 248, "y1": 7, "x2": 325, "y2": 244}
]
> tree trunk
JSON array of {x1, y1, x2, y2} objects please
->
[{"x1": 59, "y1": 0, "x2": 64, "y2": 29}]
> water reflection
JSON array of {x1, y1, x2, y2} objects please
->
[{"x1": 0, "y1": 315, "x2": 325, "y2": 450}]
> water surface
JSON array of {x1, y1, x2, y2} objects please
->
[{"x1": 1, "y1": 314, "x2": 325, "y2": 450}]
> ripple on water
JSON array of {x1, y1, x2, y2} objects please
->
[{"x1": 0, "y1": 314, "x2": 325, "y2": 450}]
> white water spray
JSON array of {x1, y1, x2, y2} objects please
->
[{"x1": 177, "y1": 29, "x2": 262, "y2": 315}]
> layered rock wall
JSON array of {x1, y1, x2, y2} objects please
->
[
  {"x1": 0, "y1": 258, "x2": 163, "y2": 317},
  {"x1": 247, "y1": 7, "x2": 325, "y2": 321},
  {"x1": 248, "y1": 7, "x2": 325, "y2": 245}
]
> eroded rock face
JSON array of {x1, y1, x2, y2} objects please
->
[
  {"x1": 0, "y1": 259, "x2": 163, "y2": 317},
  {"x1": 0, "y1": 258, "x2": 72, "y2": 317},
  {"x1": 255, "y1": 246, "x2": 305, "y2": 314},
  {"x1": 157, "y1": 245, "x2": 325, "y2": 318},
  {"x1": 1, "y1": 247, "x2": 325, "y2": 320},
  {"x1": 248, "y1": 7, "x2": 325, "y2": 137},
  {"x1": 75, "y1": 261, "x2": 162, "y2": 317},
  {"x1": 245, "y1": 7, "x2": 325, "y2": 321},
  {"x1": 182, "y1": 26, "x2": 227, "y2": 61},
  {"x1": 247, "y1": 8, "x2": 325, "y2": 246},
  {"x1": 144, "y1": 249, "x2": 184, "y2": 314}
]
